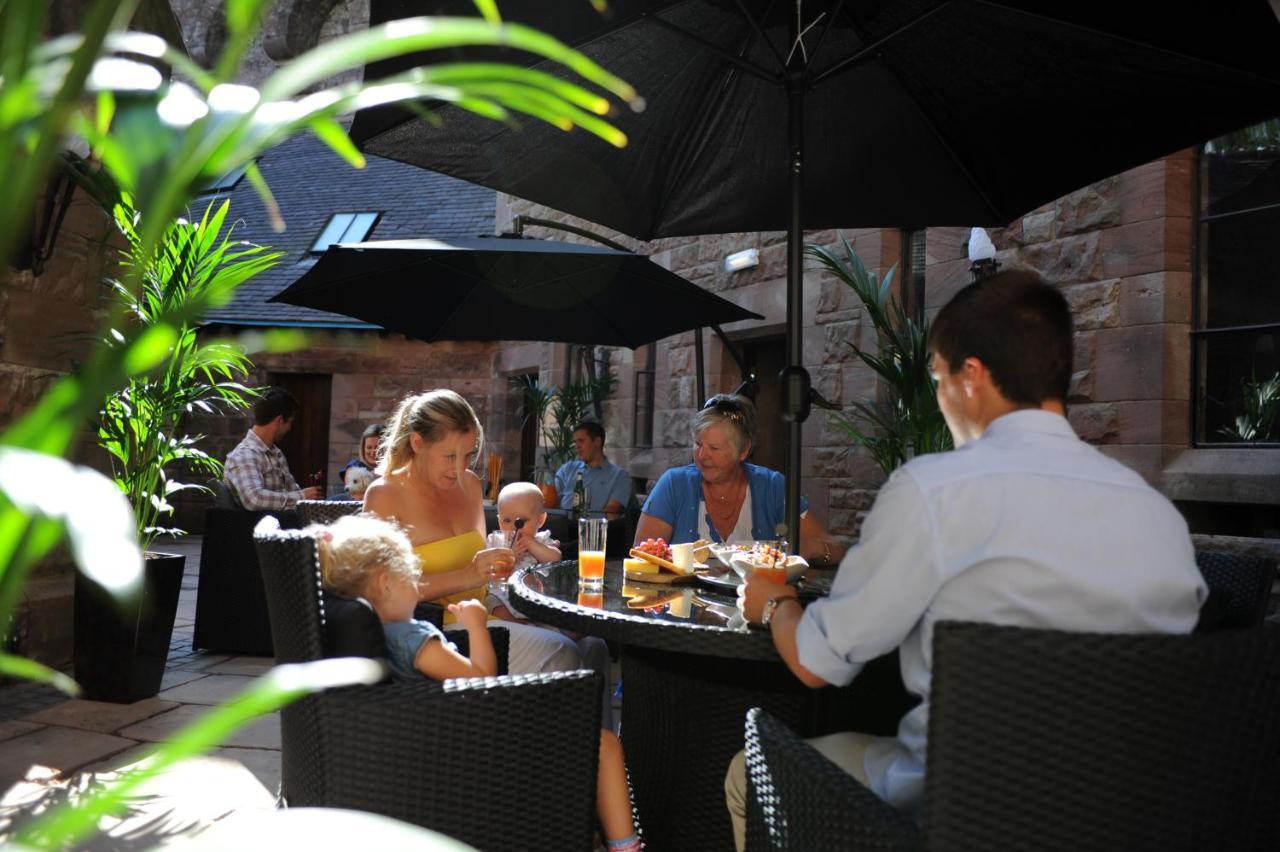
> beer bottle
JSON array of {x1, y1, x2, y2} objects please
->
[{"x1": 572, "y1": 469, "x2": 586, "y2": 518}]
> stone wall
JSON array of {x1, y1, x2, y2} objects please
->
[
  {"x1": 167, "y1": 0, "x2": 369, "y2": 90},
  {"x1": 990, "y1": 153, "x2": 1196, "y2": 489},
  {"x1": 498, "y1": 147, "x2": 1223, "y2": 546},
  {"x1": 3, "y1": 188, "x2": 125, "y2": 667}
]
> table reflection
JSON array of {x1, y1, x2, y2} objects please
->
[{"x1": 516, "y1": 560, "x2": 747, "y2": 630}]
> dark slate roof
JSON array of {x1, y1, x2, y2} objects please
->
[{"x1": 202, "y1": 133, "x2": 496, "y2": 327}]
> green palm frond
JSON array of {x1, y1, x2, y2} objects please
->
[{"x1": 807, "y1": 238, "x2": 952, "y2": 478}]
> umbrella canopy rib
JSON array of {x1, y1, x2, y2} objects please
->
[
  {"x1": 814, "y1": 0, "x2": 953, "y2": 86},
  {"x1": 645, "y1": 11, "x2": 780, "y2": 83}
]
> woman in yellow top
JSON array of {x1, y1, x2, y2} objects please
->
[{"x1": 364, "y1": 389, "x2": 583, "y2": 674}]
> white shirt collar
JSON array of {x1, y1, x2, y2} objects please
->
[{"x1": 981, "y1": 409, "x2": 1076, "y2": 442}]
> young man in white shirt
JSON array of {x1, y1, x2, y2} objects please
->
[{"x1": 725, "y1": 269, "x2": 1206, "y2": 849}]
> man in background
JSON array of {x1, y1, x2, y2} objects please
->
[
  {"x1": 224, "y1": 387, "x2": 322, "y2": 510},
  {"x1": 554, "y1": 421, "x2": 632, "y2": 517}
]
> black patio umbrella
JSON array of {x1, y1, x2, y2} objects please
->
[
  {"x1": 351, "y1": 0, "x2": 1280, "y2": 560},
  {"x1": 269, "y1": 235, "x2": 763, "y2": 348}
]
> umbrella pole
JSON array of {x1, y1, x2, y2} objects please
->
[
  {"x1": 694, "y1": 327, "x2": 706, "y2": 405},
  {"x1": 783, "y1": 66, "x2": 805, "y2": 552}
]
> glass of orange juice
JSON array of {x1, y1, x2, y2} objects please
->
[
  {"x1": 752, "y1": 564, "x2": 789, "y2": 585},
  {"x1": 578, "y1": 516, "x2": 607, "y2": 589}
]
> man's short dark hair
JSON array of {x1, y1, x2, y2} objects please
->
[
  {"x1": 573, "y1": 420, "x2": 606, "y2": 442},
  {"x1": 928, "y1": 269, "x2": 1074, "y2": 405},
  {"x1": 253, "y1": 387, "x2": 299, "y2": 426}
]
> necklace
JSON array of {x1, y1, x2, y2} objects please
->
[{"x1": 703, "y1": 474, "x2": 745, "y2": 520}]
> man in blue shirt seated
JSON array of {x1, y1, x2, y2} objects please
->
[
  {"x1": 554, "y1": 421, "x2": 632, "y2": 518},
  {"x1": 724, "y1": 269, "x2": 1207, "y2": 851}
]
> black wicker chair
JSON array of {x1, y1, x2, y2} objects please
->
[
  {"x1": 193, "y1": 504, "x2": 300, "y2": 655},
  {"x1": 746, "y1": 621, "x2": 1280, "y2": 852},
  {"x1": 254, "y1": 518, "x2": 603, "y2": 851},
  {"x1": 1195, "y1": 549, "x2": 1275, "y2": 631},
  {"x1": 297, "y1": 499, "x2": 364, "y2": 526}
]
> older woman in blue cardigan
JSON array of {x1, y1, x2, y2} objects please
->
[{"x1": 634, "y1": 394, "x2": 842, "y2": 566}]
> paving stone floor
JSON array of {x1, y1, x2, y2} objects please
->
[
  {"x1": 0, "y1": 536, "x2": 281, "y2": 848},
  {"x1": 0, "y1": 534, "x2": 624, "y2": 848}
]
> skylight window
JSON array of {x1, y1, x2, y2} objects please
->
[
  {"x1": 310, "y1": 212, "x2": 380, "y2": 254},
  {"x1": 197, "y1": 163, "x2": 249, "y2": 193}
]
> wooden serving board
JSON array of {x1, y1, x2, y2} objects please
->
[
  {"x1": 628, "y1": 548, "x2": 709, "y2": 575},
  {"x1": 624, "y1": 568, "x2": 701, "y2": 585}
]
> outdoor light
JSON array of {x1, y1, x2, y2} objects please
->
[
  {"x1": 724, "y1": 248, "x2": 759, "y2": 273},
  {"x1": 968, "y1": 227, "x2": 1000, "y2": 282}
]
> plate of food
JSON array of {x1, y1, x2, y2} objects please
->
[
  {"x1": 625, "y1": 537, "x2": 711, "y2": 583},
  {"x1": 694, "y1": 566, "x2": 743, "y2": 594},
  {"x1": 708, "y1": 541, "x2": 756, "y2": 570},
  {"x1": 624, "y1": 557, "x2": 698, "y2": 585},
  {"x1": 728, "y1": 544, "x2": 808, "y2": 584}
]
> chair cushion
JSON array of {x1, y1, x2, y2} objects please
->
[{"x1": 323, "y1": 595, "x2": 389, "y2": 659}]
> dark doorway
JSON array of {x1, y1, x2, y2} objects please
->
[
  {"x1": 272, "y1": 373, "x2": 332, "y2": 493},
  {"x1": 516, "y1": 375, "x2": 539, "y2": 482},
  {"x1": 740, "y1": 336, "x2": 786, "y2": 473}
]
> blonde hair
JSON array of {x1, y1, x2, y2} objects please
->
[
  {"x1": 691, "y1": 394, "x2": 756, "y2": 455},
  {"x1": 313, "y1": 514, "x2": 420, "y2": 599},
  {"x1": 498, "y1": 481, "x2": 544, "y2": 511},
  {"x1": 379, "y1": 389, "x2": 484, "y2": 475}
]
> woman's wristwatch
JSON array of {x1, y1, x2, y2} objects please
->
[{"x1": 760, "y1": 595, "x2": 799, "y2": 628}]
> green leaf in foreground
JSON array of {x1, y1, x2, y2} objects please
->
[
  {"x1": 0, "y1": 447, "x2": 143, "y2": 595},
  {"x1": 14, "y1": 657, "x2": 386, "y2": 850},
  {"x1": 0, "y1": 652, "x2": 81, "y2": 697}
]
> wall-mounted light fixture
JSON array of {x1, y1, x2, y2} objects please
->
[
  {"x1": 723, "y1": 247, "x2": 759, "y2": 273},
  {"x1": 967, "y1": 227, "x2": 999, "y2": 282}
]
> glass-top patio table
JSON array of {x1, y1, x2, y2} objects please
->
[{"x1": 511, "y1": 560, "x2": 914, "y2": 852}]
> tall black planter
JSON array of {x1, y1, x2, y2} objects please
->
[{"x1": 74, "y1": 552, "x2": 185, "y2": 703}]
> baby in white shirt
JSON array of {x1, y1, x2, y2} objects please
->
[{"x1": 487, "y1": 482, "x2": 562, "y2": 620}]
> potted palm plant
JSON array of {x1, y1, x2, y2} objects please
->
[
  {"x1": 75, "y1": 197, "x2": 279, "y2": 703},
  {"x1": 514, "y1": 370, "x2": 618, "y2": 504},
  {"x1": 807, "y1": 238, "x2": 952, "y2": 477}
]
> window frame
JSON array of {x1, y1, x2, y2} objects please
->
[
  {"x1": 1191, "y1": 142, "x2": 1280, "y2": 448},
  {"x1": 633, "y1": 367, "x2": 655, "y2": 448},
  {"x1": 309, "y1": 212, "x2": 382, "y2": 255},
  {"x1": 196, "y1": 162, "x2": 250, "y2": 194}
]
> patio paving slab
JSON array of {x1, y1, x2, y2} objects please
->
[
  {"x1": 23, "y1": 698, "x2": 178, "y2": 734},
  {"x1": 0, "y1": 721, "x2": 44, "y2": 743},
  {"x1": 206, "y1": 747, "x2": 281, "y2": 794},
  {"x1": 0, "y1": 748, "x2": 277, "y2": 848},
  {"x1": 156, "y1": 675, "x2": 254, "y2": 705},
  {"x1": 203, "y1": 657, "x2": 274, "y2": 677},
  {"x1": 118, "y1": 705, "x2": 280, "y2": 750},
  {"x1": 0, "y1": 726, "x2": 137, "y2": 790},
  {"x1": 158, "y1": 670, "x2": 208, "y2": 692},
  {"x1": 168, "y1": 654, "x2": 235, "y2": 673}
]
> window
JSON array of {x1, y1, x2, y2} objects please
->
[
  {"x1": 309, "y1": 212, "x2": 380, "y2": 254},
  {"x1": 634, "y1": 344, "x2": 656, "y2": 448},
  {"x1": 196, "y1": 163, "x2": 249, "y2": 194},
  {"x1": 900, "y1": 228, "x2": 927, "y2": 323},
  {"x1": 1195, "y1": 119, "x2": 1280, "y2": 445}
]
